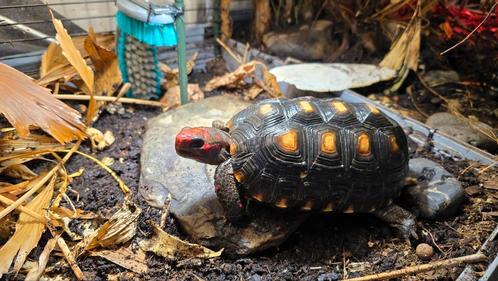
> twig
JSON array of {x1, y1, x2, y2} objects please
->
[
  {"x1": 419, "y1": 224, "x2": 447, "y2": 257},
  {"x1": 0, "y1": 141, "x2": 81, "y2": 221},
  {"x1": 114, "y1": 82, "x2": 131, "y2": 102},
  {"x1": 56, "y1": 235, "x2": 85, "y2": 280},
  {"x1": 343, "y1": 253, "x2": 487, "y2": 281},
  {"x1": 415, "y1": 72, "x2": 448, "y2": 103},
  {"x1": 440, "y1": 1, "x2": 498, "y2": 55},
  {"x1": 0, "y1": 194, "x2": 47, "y2": 223},
  {"x1": 160, "y1": 194, "x2": 172, "y2": 229},
  {"x1": 54, "y1": 94, "x2": 167, "y2": 108},
  {"x1": 61, "y1": 149, "x2": 130, "y2": 197},
  {"x1": 216, "y1": 38, "x2": 242, "y2": 64},
  {"x1": 407, "y1": 85, "x2": 429, "y2": 118}
]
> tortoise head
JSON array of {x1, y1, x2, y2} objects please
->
[{"x1": 175, "y1": 127, "x2": 232, "y2": 165}]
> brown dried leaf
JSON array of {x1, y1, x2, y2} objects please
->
[
  {"x1": 160, "y1": 84, "x2": 204, "y2": 109},
  {"x1": 84, "y1": 27, "x2": 121, "y2": 96},
  {"x1": 379, "y1": 1, "x2": 421, "y2": 91},
  {"x1": 73, "y1": 201, "x2": 140, "y2": 257},
  {"x1": 37, "y1": 64, "x2": 79, "y2": 87},
  {"x1": 39, "y1": 43, "x2": 69, "y2": 77},
  {"x1": 0, "y1": 132, "x2": 68, "y2": 158},
  {"x1": 245, "y1": 84, "x2": 264, "y2": 100},
  {"x1": 0, "y1": 63, "x2": 86, "y2": 144},
  {"x1": 0, "y1": 179, "x2": 53, "y2": 277},
  {"x1": 2, "y1": 164, "x2": 37, "y2": 180},
  {"x1": 139, "y1": 221, "x2": 223, "y2": 260},
  {"x1": 204, "y1": 61, "x2": 256, "y2": 92},
  {"x1": 90, "y1": 247, "x2": 148, "y2": 274},
  {"x1": 161, "y1": 52, "x2": 198, "y2": 89},
  {"x1": 262, "y1": 68, "x2": 283, "y2": 97},
  {"x1": 24, "y1": 236, "x2": 58, "y2": 281},
  {"x1": 50, "y1": 10, "x2": 94, "y2": 92}
]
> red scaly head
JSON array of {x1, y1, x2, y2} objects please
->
[{"x1": 175, "y1": 127, "x2": 232, "y2": 165}]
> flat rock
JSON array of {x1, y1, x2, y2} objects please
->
[
  {"x1": 404, "y1": 158, "x2": 465, "y2": 219},
  {"x1": 139, "y1": 95, "x2": 308, "y2": 256},
  {"x1": 270, "y1": 63, "x2": 396, "y2": 93},
  {"x1": 425, "y1": 112, "x2": 497, "y2": 153}
]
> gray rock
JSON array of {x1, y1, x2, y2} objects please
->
[
  {"x1": 262, "y1": 20, "x2": 335, "y2": 61},
  {"x1": 404, "y1": 158, "x2": 464, "y2": 219},
  {"x1": 422, "y1": 70, "x2": 460, "y2": 87},
  {"x1": 425, "y1": 112, "x2": 497, "y2": 153},
  {"x1": 140, "y1": 95, "x2": 308, "y2": 256}
]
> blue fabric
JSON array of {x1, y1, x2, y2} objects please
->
[{"x1": 115, "y1": 11, "x2": 177, "y2": 47}]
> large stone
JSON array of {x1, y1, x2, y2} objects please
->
[
  {"x1": 404, "y1": 158, "x2": 465, "y2": 219},
  {"x1": 425, "y1": 112, "x2": 497, "y2": 153},
  {"x1": 139, "y1": 95, "x2": 308, "y2": 256},
  {"x1": 262, "y1": 20, "x2": 335, "y2": 61}
]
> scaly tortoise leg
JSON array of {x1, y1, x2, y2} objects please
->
[
  {"x1": 373, "y1": 204, "x2": 418, "y2": 240},
  {"x1": 212, "y1": 120, "x2": 230, "y2": 132},
  {"x1": 214, "y1": 159, "x2": 245, "y2": 222}
]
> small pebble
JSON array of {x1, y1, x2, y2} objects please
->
[{"x1": 416, "y1": 243, "x2": 434, "y2": 260}]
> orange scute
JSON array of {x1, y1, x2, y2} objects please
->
[
  {"x1": 259, "y1": 104, "x2": 273, "y2": 115},
  {"x1": 302, "y1": 201, "x2": 314, "y2": 210},
  {"x1": 298, "y1": 101, "x2": 314, "y2": 113},
  {"x1": 367, "y1": 104, "x2": 380, "y2": 114},
  {"x1": 275, "y1": 197, "x2": 288, "y2": 208},
  {"x1": 389, "y1": 135, "x2": 399, "y2": 153},
  {"x1": 276, "y1": 129, "x2": 299, "y2": 153},
  {"x1": 233, "y1": 170, "x2": 245, "y2": 183},
  {"x1": 230, "y1": 142, "x2": 237, "y2": 155},
  {"x1": 323, "y1": 202, "x2": 334, "y2": 212},
  {"x1": 252, "y1": 193, "x2": 264, "y2": 202},
  {"x1": 344, "y1": 206, "x2": 354, "y2": 213},
  {"x1": 321, "y1": 131, "x2": 337, "y2": 154},
  {"x1": 357, "y1": 133, "x2": 371, "y2": 156},
  {"x1": 331, "y1": 101, "x2": 348, "y2": 114}
]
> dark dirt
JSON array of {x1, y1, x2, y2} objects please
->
[{"x1": 14, "y1": 67, "x2": 493, "y2": 281}]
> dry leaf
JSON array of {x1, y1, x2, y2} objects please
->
[
  {"x1": 204, "y1": 61, "x2": 256, "y2": 92},
  {"x1": 160, "y1": 84, "x2": 204, "y2": 109},
  {"x1": 379, "y1": 0, "x2": 421, "y2": 92},
  {"x1": 0, "y1": 132, "x2": 68, "y2": 158},
  {"x1": 90, "y1": 247, "x2": 148, "y2": 274},
  {"x1": 39, "y1": 43, "x2": 69, "y2": 77},
  {"x1": 84, "y1": 27, "x2": 121, "y2": 96},
  {"x1": 139, "y1": 221, "x2": 223, "y2": 260},
  {"x1": 50, "y1": 10, "x2": 94, "y2": 92},
  {"x1": 161, "y1": 52, "x2": 198, "y2": 89},
  {"x1": 0, "y1": 63, "x2": 86, "y2": 144},
  {"x1": 0, "y1": 178, "x2": 54, "y2": 277},
  {"x1": 2, "y1": 164, "x2": 37, "y2": 180},
  {"x1": 24, "y1": 236, "x2": 58, "y2": 281},
  {"x1": 37, "y1": 64, "x2": 79, "y2": 87},
  {"x1": 245, "y1": 84, "x2": 264, "y2": 100},
  {"x1": 262, "y1": 68, "x2": 283, "y2": 97},
  {"x1": 73, "y1": 200, "x2": 140, "y2": 257}
]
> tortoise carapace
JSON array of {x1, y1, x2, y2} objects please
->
[{"x1": 175, "y1": 97, "x2": 416, "y2": 238}]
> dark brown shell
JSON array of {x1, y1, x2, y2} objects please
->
[{"x1": 227, "y1": 97, "x2": 409, "y2": 213}]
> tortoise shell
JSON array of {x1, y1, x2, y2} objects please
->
[{"x1": 226, "y1": 97, "x2": 409, "y2": 213}]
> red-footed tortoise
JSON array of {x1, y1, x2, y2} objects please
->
[{"x1": 175, "y1": 97, "x2": 424, "y2": 238}]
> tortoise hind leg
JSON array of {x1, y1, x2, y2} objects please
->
[
  {"x1": 214, "y1": 159, "x2": 245, "y2": 222},
  {"x1": 373, "y1": 204, "x2": 418, "y2": 240}
]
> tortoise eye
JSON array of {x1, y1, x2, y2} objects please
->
[{"x1": 190, "y1": 138, "x2": 205, "y2": 148}]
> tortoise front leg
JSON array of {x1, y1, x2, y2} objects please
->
[
  {"x1": 212, "y1": 120, "x2": 230, "y2": 132},
  {"x1": 214, "y1": 159, "x2": 245, "y2": 222},
  {"x1": 373, "y1": 204, "x2": 418, "y2": 240}
]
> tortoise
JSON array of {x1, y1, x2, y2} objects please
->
[{"x1": 175, "y1": 97, "x2": 425, "y2": 238}]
